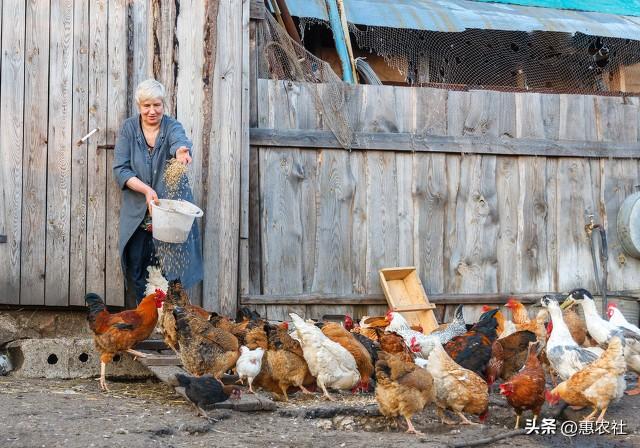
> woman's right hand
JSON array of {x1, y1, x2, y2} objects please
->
[{"x1": 145, "y1": 188, "x2": 159, "y2": 214}]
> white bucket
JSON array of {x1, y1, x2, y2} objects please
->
[{"x1": 150, "y1": 199, "x2": 203, "y2": 243}]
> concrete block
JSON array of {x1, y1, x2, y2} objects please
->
[{"x1": 7, "y1": 338, "x2": 153, "y2": 379}]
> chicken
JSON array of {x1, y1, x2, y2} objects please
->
[
  {"x1": 236, "y1": 346, "x2": 265, "y2": 393},
  {"x1": 344, "y1": 315, "x2": 380, "y2": 365},
  {"x1": 158, "y1": 280, "x2": 210, "y2": 352},
  {"x1": 173, "y1": 306, "x2": 240, "y2": 379},
  {"x1": 499, "y1": 342, "x2": 546, "y2": 429},
  {"x1": 208, "y1": 312, "x2": 253, "y2": 345},
  {"x1": 320, "y1": 322, "x2": 374, "y2": 392},
  {"x1": 375, "y1": 352, "x2": 434, "y2": 435},
  {"x1": 289, "y1": 313, "x2": 359, "y2": 400},
  {"x1": 430, "y1": 305, "x2": 468, "y2": 344},
  {"x1": 379, "y1": 331, "x2": 415, "y2": 364},
  {"x1": 486, "y1": 330, "x2": 537, "y2": 385},
  {"x1": 386, "y1": 312, "x2": 439, "y2": 359},
  {"x1": 85, "y1": 290, "x2": 165, "y2": 391},
  {"x1": 261, "y1": 322, "x2": 315, "y2": 401},
  {"x1": 540, "y1": 295, "x2": 600, "y2": 381},
  {"x1": 443, "y1": 309, "x2": 500, "y2": 379},
  {"x1": 174, "y1": 373, "x2": 242, "y2": 418},
  {"x1": 426, "y1": 342, "x2": 489, "y2": 425},
  {"x1": 546, "y1": 336, "x2": 627, "y2": 422},
  {"x1": 505, "y1": 298, "x2": 539, "y2": 334},
  {"x1": 567, "y1": 289, "x2": 640, "y2": 396},
  {"x1": 144, "y1": 265, "x2": 168, "y2": 296},
  {"x1": 608, "y1": 303, "x2": 640, "y2": 333},
  {"x1": 481, "y1": 305, "x2": 515, "y2": 338},
  {"x1": 559, "y1": 302, "x2": 588, "y2": 346},
  {"x1": 245, "y1": 323, "x2": 269, "y2": 350}
]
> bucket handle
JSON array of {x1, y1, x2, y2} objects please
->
[{"x1": 151, "y1": 201, "x2": 204, "y2": 218}]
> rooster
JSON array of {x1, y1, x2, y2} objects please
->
[
  {"x1": 85, "y1": 289, "x2": 165, "y2": 391},
  {"x1": 567, "y1": 289, "x2": 640, "y2": 395},
  {"x1": 541, "y1": 295, "x2": 600, "y2": 381},
  {"x1": 289, "y1": 313, "x2": 359, "y2": 400},
  {"x1": 443, "y1": 308, "x2": 500, "y2": 379},
  {"x1": 386, "y1": 312, "x2": 439, "y2": 359},
  {"x1": 499, "y1": 342, "x2": 546, "y2": 429}
]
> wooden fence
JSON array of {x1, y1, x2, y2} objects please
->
[
  {"x1": 243, "y1": 79, "x2": 640, "y2": 320},
  {"x1": 0, "y1": 0, "x2": 248, "y2": 314}
]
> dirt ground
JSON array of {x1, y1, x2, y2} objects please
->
[{"x1": 1, "y1": 376, "x2": 639, "y2": 448}]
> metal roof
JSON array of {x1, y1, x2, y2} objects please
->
[
  {"x1": 471, "y1": 1, "x2": 640, "y2": 18},
  {"x1": 287, "y1": 0, "x2": 640, "y2": 40}
]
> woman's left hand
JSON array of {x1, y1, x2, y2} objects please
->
[{"x1": 176, "y1": 146, "x2": 192, "y2": 165}]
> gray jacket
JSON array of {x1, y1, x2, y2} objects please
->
[{"x1": 112, "y1": 114, "x2": 203, "y2": 289}]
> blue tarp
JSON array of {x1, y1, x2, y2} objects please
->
[
  {"x1": 287, "y1": 0, "x2": 640, "y2": 40},
  {"x1": 472, "y1": 1, "x2": 640, "y2": 18}
]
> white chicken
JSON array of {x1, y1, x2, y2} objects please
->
[
  {"x1": 386, "y1": 311, "x2": 439, "y2": 359},
  {"x1": 289, "y1": 313, "x2": 359, "y2": 400},
  {"x1": 236, "y1": 346, "x2": 265, "y2": 394},
  {"x1": 145, "y1": 265, "x2": 169, "y2": 332},
  {"x1": 608, "y1": 303, "x2": 640, "y2": 334},
  {"x1": 541, "y1": 295, "x2": 600, "y2": 381},
  {"x1": 567, "y1": 289, "x2": 640, "y2": 396}
]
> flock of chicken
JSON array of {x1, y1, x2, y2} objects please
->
[{"x1": 85, "y1": 280, "x2": 640, "y2": 436}]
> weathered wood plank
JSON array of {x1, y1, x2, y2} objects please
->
[
  {"x1": 557, "y1": 95, "x2": 598, "y2": 291},
  {"x1": 151, "y1": 0, "x2": 177, "y2": 115},
  {"x1": 250, "y1": 0, "x2": 265, "y2": 19},
  {"x1": 414, "y1": 88, "x2": 448, "y2": 294},
  {"x1": 202, "y1": 0, "x2": 243, "y2": 316},
  {"x1": 0, "y1": 0, "x2": 25, "y2": 305},
  {"x1": 45, "y1": 0, "x2": 74, "y2": 306},
  {"x1": 239, "y1": 0, "x2": 251, "y2": 298},
  {"x1": 86, "y1": 0, "x2": 109, "y2": 298},
  {"x1": 129, "y1": 0, "x2": 152, "y2": 116},
  {"x1": 20, "y1": 0, "x2": 50, "y2": 305},
  {"x1": 105, "y1": 0, "x2": 128, "y2": 307},
  {"x1": 364, "y1": 86, "x2": 399, "y2": 293},
  {"x1": 249, "y1": 128, "x2": 640, "y2": 158},
  {"x1": 69, "y1": 0, "x2": 90, "y2": 306}
]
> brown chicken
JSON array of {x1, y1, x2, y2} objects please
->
[
  {"x1": 427, "y1": 342, "x2": 489, "y2": 425},
  {"x1": 505, "y1": 298, "x2": 538, "y2": 333},
  {"x1": 321, "y1": 322, "x2": 374, "y2": 392},
  {"x1": 173, "y1": 306, "x2": 239, "y2": 379},
  {"x1": 499, "y1": 342, "x2": 546, "y2": 429},
  {"x1": 244, "y1": 323, "x2": 314, "y2": 400},
  {"x1": 209, "y1": 312, "x2": 253, "y2": 345},
  {"x1": 375, "y1": 352, "x2": 434, "y2": 435},
  {"x1": 546, "y1": 336, "x2": 627, "y2": 422},
  {"x1": 560, "y1": 306, "x2": 588, "y2": 346},
  {"x1": 379, "y1": 331, "x2": 415, "y2": 364},
  {"x1": 486, "y1": 330, "x2": 537, "y2": 385},
  {"x1": 86, "y1": 290, "x2": 165, "y2": 391},
  {"x1": 158, "y1": 280, "x2": 210, "y2": 352}
]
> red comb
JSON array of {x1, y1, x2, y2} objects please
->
[
  {"x1": 481, "y1": 305, "x2": 491, "y2": 312},
  {"x1": 155, "y1": 288, "x2": 166, "y2": 299}
]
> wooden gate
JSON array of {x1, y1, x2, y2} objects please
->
[{"x1": 0, "y1": 0, "x2": 127, "y2": 307}]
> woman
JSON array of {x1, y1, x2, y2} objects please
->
[{"x1": 113, "y1": 79, "x2": 203, "y2": 305}]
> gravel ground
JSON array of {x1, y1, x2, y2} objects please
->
[{"x1": 1, "y1": 376, "x2": 639, "y2": 448}]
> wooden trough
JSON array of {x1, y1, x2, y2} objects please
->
[{"x1": 132, "y1": 340, "x2": 276, "y2": 412}]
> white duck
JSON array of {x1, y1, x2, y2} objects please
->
[
  {"x1": 289, "y1": 313, "x2": 359, "y2": 400},
  {"x1": 541, "y1": 295, "x2": 600, "y2": 381}
]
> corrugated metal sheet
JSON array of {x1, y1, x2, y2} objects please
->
[
  {"x1": 287, "y1": 0, "x2": 640, "y2": 40},
  {"x1": 472, "y1": 1, "x2": 640, "y2": 18}
]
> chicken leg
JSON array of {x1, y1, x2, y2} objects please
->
[
  {"x1": 318, "y1": 380, "x2": 335, "y2": 401},
  {"x1": 456, "y1": 411, "x2": 480, "y2": 425},
  {"x1": 126, "y1": 349, "x2": 149, "y2": 359},
  {"x1": 436, "y1": 408, "x2": 457, "y2": 425},
  {"x1": 99, "y1": 361, "x2": 110, "y2": 391},
  {"x1": 404, "y1": 416, "x2": 423, "y2": 435},
  {"x1": 514, "y1": 414, "x2": 521, "y2": 429},
  {"x1": 298, "y1": 385, "x2": 314, "y2": 395},
  {"x1": 582, "y1": 407, "x2": 599, "y2": 422},
  {"x1": 595, "y1": 407, "x2": 608, "y2": 423}
]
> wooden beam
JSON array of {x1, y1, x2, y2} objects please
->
[
  {"x1": 239, "y1": 292, "x2": 578, "y2": 305},
  {"x1": 250, "y1": 0, "x2": 264, "y2": 19},
  {"x1": 250, "y1": 128, "x2": 640, "y2": 159}
]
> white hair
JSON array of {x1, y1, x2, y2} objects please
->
[{"x1": 135, "y1": 79, "x2": 165, "y2": 105}]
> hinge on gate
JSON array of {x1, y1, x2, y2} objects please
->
[{"x1": 0, "y1": 235, "x2": 7, "y2": 243}]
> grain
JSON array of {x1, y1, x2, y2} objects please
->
[{"x1": 164, "y1": 158, "x2": 188, "y2": 199}]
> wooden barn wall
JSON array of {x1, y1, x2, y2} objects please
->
[
  {"x1": 245, "y1": 79, "x2": 640, "y2": 321},
  {"x1": 0, "y1": 0, "x2": 248, "y2": 315}
]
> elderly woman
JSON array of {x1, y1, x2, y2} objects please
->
[{"x1": 113, "y1": 79, "x2": 203, "y2": 305}]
